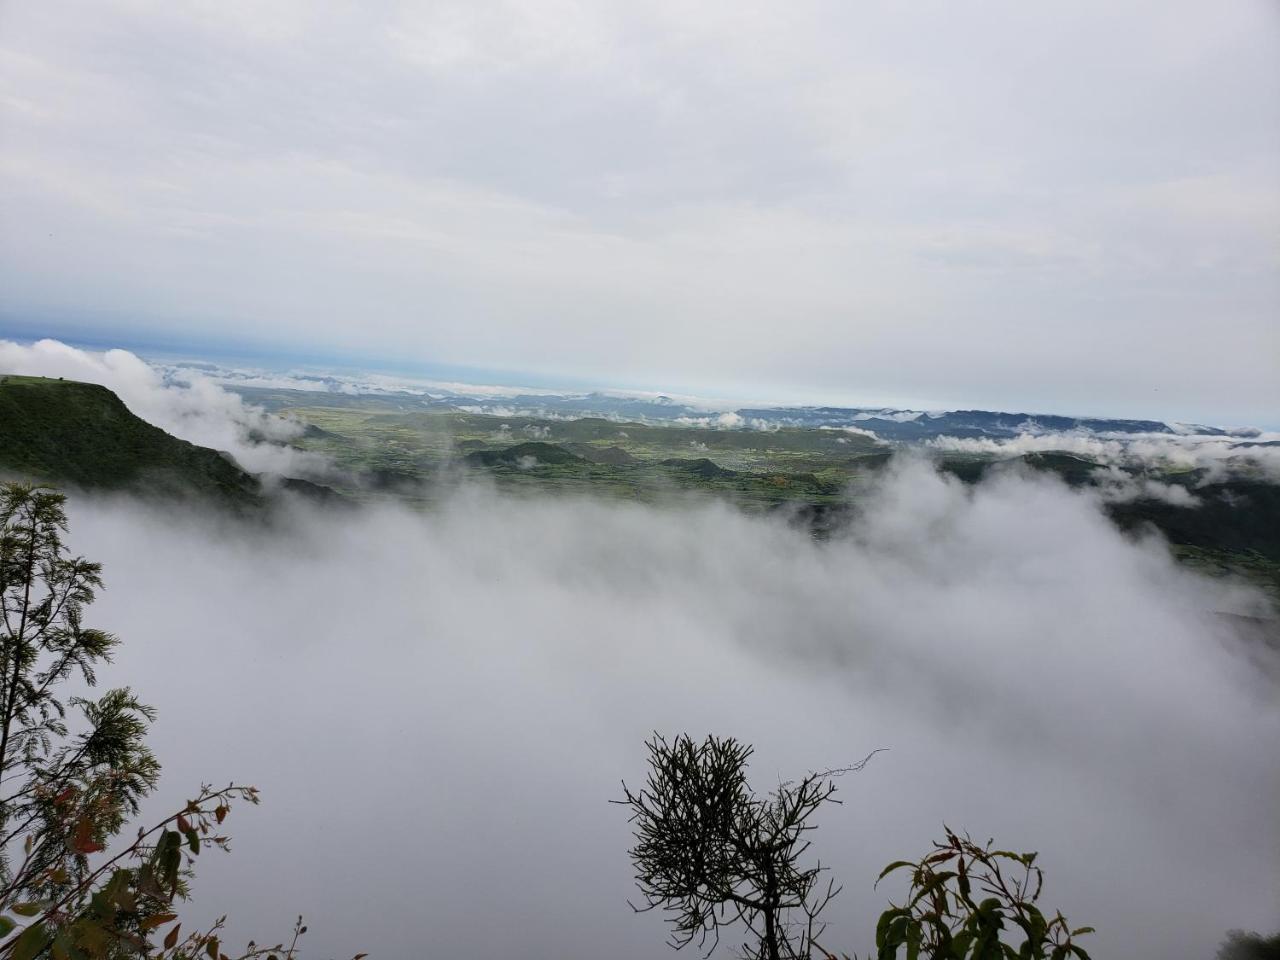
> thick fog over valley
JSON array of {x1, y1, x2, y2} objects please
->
[{"x1": 62, "y1": 463, "x2": 1278, "y2": 960}]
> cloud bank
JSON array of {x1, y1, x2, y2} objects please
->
[
  {"x1": 927, "y1": 430, "x2": 1280, "y2": 482},
  {"x1": 64, "y1": 462, "x2": 1279, "y2": 960},
  {"x1": 0, "y1": 339, "x2": 329, "y2": 478}
]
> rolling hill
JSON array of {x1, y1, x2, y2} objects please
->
[{"x1": 0, "y1": 374, "x2": 263, "y2": 509}]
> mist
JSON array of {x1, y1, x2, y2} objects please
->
[
  {"x1": 927, "y1": 430, "x2": 1280, "y2": 482},
  {"x1": 60, "y1": 460, "x2": 1279, "y2": 960}
]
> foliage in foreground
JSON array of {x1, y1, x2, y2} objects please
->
[
  {"x1": 618, "y1": 733, "x2": 875, "y2": 960},
  {"x1": 0, "y1": 483, "x2": 348, "y2": 960},
  {"x1": 1217, "y1": 929, "x2": 1280, "y2": 960},
  {"x1": 866, "y1": 829, "x2": 1092, "y2": 960},
  {"x1": 620, "y1": 733, "x2": 1095, "y2": 960}
]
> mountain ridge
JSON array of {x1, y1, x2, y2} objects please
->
[{"x1": 0, "y1": 374, "x2": 348, "y2": 510}]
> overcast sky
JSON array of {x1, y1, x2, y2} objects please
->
[{"x1": 1, "y1": 1, "x2": 1277, "y2": 423}]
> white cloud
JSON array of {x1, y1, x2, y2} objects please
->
[
  {"x1": 65, "y1": 461, "x2": 1278, "y2": 960},
  {"x1": 0, "y1": 0, "x2": 1275, "y2": 422},
  {"x1": 824, "y1": 424, "x2": 882, "y2": 440},
  {"x1": 1091, "y1": 466, "x2": 1202, "y2": 506},
  {"x1": 927, "y1": 430, "x2": 1280, "y2": 483}
]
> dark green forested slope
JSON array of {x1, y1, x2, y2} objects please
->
[{"x1": 0, "y1": 374, "x2": 262, "y2": 508}]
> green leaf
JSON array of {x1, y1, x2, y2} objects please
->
[
  {"x1": 886, "y1": 915, "x2": 910, "y2": 949},
  {"x1": 1070, "y1": 927, "x2": 1094, "y2": 937},
  {"x1": 185, "y1": 830, "x2": 200, "y2": 855},
  {"x1": 157, "y1": 831, "x2": 181, "y2": 891},
  {"x1": 877, "y1": 860, "x2": 915, "y2": 883},
  {"x1": 0, "y1": 916, "x2": 14, "y2": 937},
  {"x1": 78, "y1": 919, "x2": 109, "y2": 954},
  {"x1": 12, "y1": 922, "x2": 50, "y2": 960},
  {"x1": 909, "y1": 871, "x2": 957, "y2": 907},
  {"x1": 877, "y1": 907, "x2": 909, "y2": 950},
  {"x1": 10, "y1": 903, "x2": 43, "y2": 917},
  {"x1": 49, "y1": 932, "x2": 71, "y2": 960}
]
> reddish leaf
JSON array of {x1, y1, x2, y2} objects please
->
[{"x1": 72, "y1": 819, "x2": 104, "y2": 855}]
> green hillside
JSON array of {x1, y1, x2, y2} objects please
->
[
  {"x1": 3, "y1": 374, "x2": 1276, "y2": 601},
  {"x1": 0, "y1": 374, "x2": 262, "y2": 509},
  {"x1": 464, "y1": 441, "x2": 588, "y2": 468}
]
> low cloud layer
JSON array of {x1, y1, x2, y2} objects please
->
[
  {"x1": 63, "y1": 462, "x2": 1279, "y2": 960},
  {"x1": 928, "y1": 430, "x2": 1280, "y2": 482},
  {"x1": 0, "y1": 339, "x2": 329, "y2": 478}
]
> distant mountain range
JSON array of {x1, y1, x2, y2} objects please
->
[
  {"x1": 734, "y1": 407, "x2": 1199, "y2": 440},
  {"x1": 148, "y1": 355, "x2": 1266, "y2": 441},
  {"x1": 236, "y1": 386, "x2": 1252, "y2": 441}
]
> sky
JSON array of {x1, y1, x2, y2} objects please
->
[{"x1": 1, "y1": 0, "x2": 1278, "y2": 422}]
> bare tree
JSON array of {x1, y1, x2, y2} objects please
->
[{"x1": 618, "y1": 733, "x2": 878, "y2": 960}]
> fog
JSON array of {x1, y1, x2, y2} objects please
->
[
  {"x1": 928, "y1": 430, "x2": 1280, "y2": 483},
  {"x1": 61, "y1": 461, "x2": 1278, "y2": 959}
]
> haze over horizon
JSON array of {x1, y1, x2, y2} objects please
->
[
  {"x1": 1, "y1": 330, "x2": 1276, "y2": 432},
  {"x1": 2, "y1": 1, "x2": 1278, "y2": 424}
]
